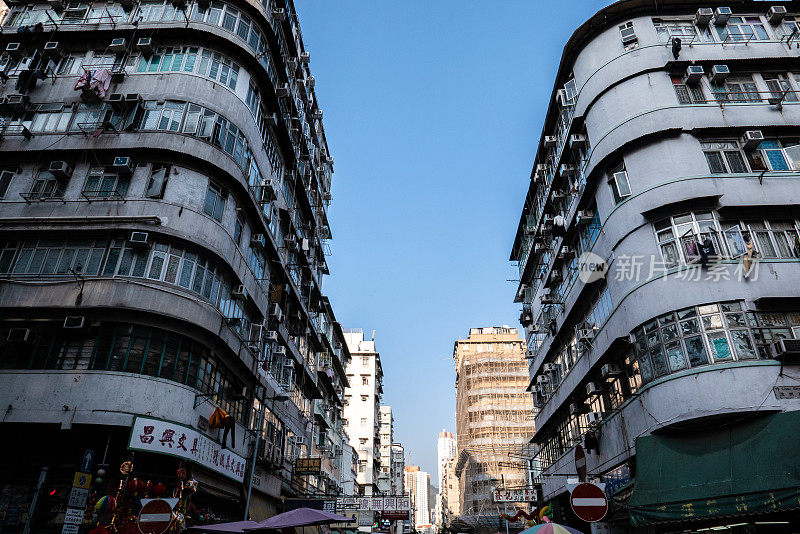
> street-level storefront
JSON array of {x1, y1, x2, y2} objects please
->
[
  {"x1": 0, "y1": 419, "x2": 259, "y2": 533},
  {"x1": 628, "y1": 411, "x2": 800, "y2": 532}
]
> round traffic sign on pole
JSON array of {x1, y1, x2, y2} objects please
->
[
  {"x1": 574, "y1": 445, "x2": 586, "y2": 482},
  {"x1": 570, "y1": 482, "x2": 608, "y2": 522},
  {"x1": 137, "y1": 499, "x2": 173, "y2": 534}
]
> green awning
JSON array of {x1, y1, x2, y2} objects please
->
[{"x1": 629, "y1": 411, "x2": 800, "y2": 525}]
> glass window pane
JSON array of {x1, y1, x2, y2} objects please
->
[
  {"x1": 731, "y1": 330, "x2": 756, "y2": 360},
  {"x1": 681, "y1": 318, "x2": 700, "y2": 336},
  {"x1": 685, "y1": 335, "x2": 709, "y2": 366},
  {"x1": 705, "y1": 152, "x2": 726, "y2": 173},
  {"x1": 724, "y1": 151, "x2": 747, "y2": 173},
  {"x1": 650, "y1": 346, "x2": 669, "y2": 377},
  {"x1": 707, "y1": 333, "x2": 732, "y2": 361},
  {"x1": 666, "y1": 343, "x2": 687, "y2": 372},
  {"x1": 702, "y1": 314, "x2": 724, "y2": 330}
]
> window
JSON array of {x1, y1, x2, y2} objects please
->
[
  {"x1": 702, "y1": 141, "x2": 749, "y2": 174},
  {"x1": 30, "y1": 105, "x2": 72, "y2": 133},
  {"x1": 763, "y1": 73, "x2": 798, "y2": 103},
  {"x1": 608, "y1": 163, "x2": 631, "y2": 204},
  {"x1": 358, "y1": 460, "x2": 366, "y2": 473},
  {"x1": 653, "y1": 19, "x2": 710, "y2": 42},
  {"x1": 361, "y1": 395, "x2": 368, "y2": 402},
  {"x1": 196, "y1": 50, "x2": 239, "y2": 90},
  {"x1": 671, "y1": 76, "x2": 705, "y2": 104},
  {"x1": 137, "y1": 46, "x2": 198, "y2": 74},
  {"x1": 653, "y1": 212, "x2": 726, "y2": 267},
  {"x1": 141, "y1": 101, "x2": 185, "y2": 132},
  {"x1": 711, "y1": 75, "x2": 760, "y2": 103},
  {"x1": 204, "y1": 182, "x2": 227, "y2": 222},
  {"x1": 28, "y1": 170, "x2": 64, "y2": 201},
  {"x1": 360, "y1": 417, "x2": 367, "y2": 428},
  {"x1": 632, "y1": 301, "x2": 761, "y2": 384},
  {"x1": 716, "y1": 16, "x2": 769, "y2": 41},
  {"x1": 83, "y1": 167, "x2": 130, "y2": 198},
  {"x1": 748, "y1": 139, "x2": 800, "y2": 172},
  {"x1": 361, "y1": 375, "x2": 369, "y2": 385},
  {"x1": 0, "y1": 169, "x2": 14, "y2": 198},
  {"x1": 777, "y1": 16, "x2": 800, "y2": 40},
  {"x1": 721, "y1": 219, "x2": 800, "y2": 259},
  {"x1": 619, "y1": 21, "x2": 638, "y2": 50},
  {"x1": 145, "y1": 166, "x2": 169, "y2": 198},
  {"x1": 359, "y1": 438, "x2": 367, "y2": 445},
  {"x1": 234, "y1": 208, "x2": 244, "y2": 245}
]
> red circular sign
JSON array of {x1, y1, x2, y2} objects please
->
[
  {"x1": 137, "y1": 499, "x2": 173, "y2": 534},
  {"x1": 570, "y1": 483, "x2": 608, "y2": 522}
]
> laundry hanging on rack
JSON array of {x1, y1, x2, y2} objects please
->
[{"x1": 74, "y1": 68, "x2": 112, "y2": 99}]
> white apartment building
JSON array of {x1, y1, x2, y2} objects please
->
[
  {"x1": 343, "y1": 329, "x2": 384, "y2": 495},
  {"x1": 378, "y1": 405, "x2": 395, "y2": 494},
  {"x1": 436, "y1": 430, "x2": 457, "y2": 528}
]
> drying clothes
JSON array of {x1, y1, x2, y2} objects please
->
[
  {"x1": 89, "y1": 68, "x2": 112, "y2": 98},
  {"x1": 209, "y1": 407, "x2": 236, "y2": 450},
  {"x1": 742, "y1": 237, "x2": 757, "y2": 276},
  {"x1": 14, "y1": 69, "x2": 37, "y2": 93},
  {"x1": 698, "y1": 238, "x2": 716, "y2": 266}
]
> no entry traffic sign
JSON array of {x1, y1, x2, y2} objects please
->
[
  {"x1": 137, "y1": 499, "x2": 174, "y2": 534},
  {"x1": 570, "y1": 482, "x2": 607, "y2": 522}
]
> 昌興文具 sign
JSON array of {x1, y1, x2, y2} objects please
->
[{"x1": 128, "y1": 416, "x2": 246, "y2": 482}]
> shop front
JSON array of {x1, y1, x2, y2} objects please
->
[{"x1": 628, "y1": 411, "x2": 800, "y2": 533}]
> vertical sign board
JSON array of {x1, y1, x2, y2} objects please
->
[
  {"x1": 570, "y1": 483, "x2": 608, "y2": 522},
  {"x1": 574, "y1": 445, "x2": 586, "y2": 482}
]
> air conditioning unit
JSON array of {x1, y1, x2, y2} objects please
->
[
  {"x1": 5, "y1": 43, "x2": 23, "y2": 58},
  {"x1": 713, "y1": 7, "x2": 732, "y2": 25},
  {"x1": 248, "y1": 323, "x2": 264, "y2": 344},
  {"x1": 48, "y1": 161, "x2": 72, "y2": 180},
  {"x1": 108, "y1": 93, "x2": 125, "y2": 109},
  {"x1": 569, "y1": 134, "x2": 587, "y2": 149},
  {"x1": 577, "y1": 328, "x2": 595, "y2": 342},
  {"x1": 274, "y1": 345, "x2": 287, "y2": 356},
  {"x1": 306, "y1": 76, "x2": 316, "y2": 88},
  {"x1": 559, "y1": 164, "x2": 577, "y2": 176},
  {"x1": 300, "y1": 238, "x2": 311, "y2": 252},
  {"x1": 43, "y1": 41, "x2": 65, "y2": 60},
  {"x1": 695, "y1": 7, "x2": 713, "y2": 26},
  {"x1": 272, "y1": 7, "x2": 286, "y2": 20},
  {"x1": 556, "y1": 89, "x2": 570, "y2": 107},
  {"x1": 685, "y1": 65, "x2": 704, "y2": 85},
  {"x1": 536, "y1": 375, "x2": 549, "y2": 384},
  {"x1": 109, "y1": 37, "x2": 127, "y2": 53},
  {"x1": 125, "y1": 93, "x2": 142, "y2": 105},
  {"x1": 128, "y1": 231, "x2": 150, "y2": 247},
  {"x1": 300, "y1": 51, "x2": 310, "y2": 64},
  {"x1": 270, "y1": 303, "x2": 284, "y2": 321},
  {"x1": 710, "y1": 65, "x2": 730, "y2": 84},
  {"x1": 276, "y1": 84, "x2": 290, "y2": 97},
  {"x1": 543, "y1": 363, "x2": 558, "y2": 373},
  {"x1": 266, "y1": 330, "x2": 279, "y2": 342},
  {"x1": 558, "y1": 246, "x2": 573, "y2": 259},
  {"x1": 741, "y1": 130, "x2": 764, "y2": 150},
  {"x1": 286, "y1": 58, "x2": 298, "y2": 71},
  {"x1": 112, "y1": 156, "x2": 134, "y2": 175},
  {"x1": 541, "y1": 290, "x2": 556, "y2": 305},
  {"x1": 601, "y1": 364, "x2": 622, "y2": 378},
  {"x1": 577, "y1": 210, "x2": 595, "y2": 225},
  {"x1": 549, "y1": 270, "x2": 562, "y2": 284},
  {"x1": 7, "y1": 328, "x2": 31, "y2": 343},
  {"x1": 586, "y1": 382, "x2": 601, "y2": 396},
  {"x1": 232, "y1": 285, "x2": 248, "y2": 300},
  {"x1": 771, "y1": 338, "x2": 800, "y2": 362},
  {"x1": 5, "y1": 94, "x2": 30, "y2": 113},
  {"x1": 544, "y1": 136, "x2": 557, "y2": 148},
  {"x1": 542, "y1": 215, "x2": 555, "y2": 227},
  {"x1": 284, "y1": 234, "x2": 298, "y2": 251},
  {"x1": 135, "y1": 37, "x2": 154, "y2": 56},
  {"x1": 251, "y1": 234, "x2": 267, "y2": 249},
  {"x1": 620, "y1": 25, "x2": 637, "y2": 44},
  {"x1": 586, "y1": 411, "x2": 603, "y2": 427},
  {"x1": 767, "y1": 5, "x2": 787, "y2": 24},
  {"x1": 313, "y1": 109, "x2": 323, "y2": 120},
  {"x1": 531, "y1": 384, "x2": 542, "y2": 394},
  {"x1": 569, "y1": 403, "x2": 581, "y2": 415}
]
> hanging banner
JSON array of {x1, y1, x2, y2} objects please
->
[{"x1": 127, "y1": 416, "x2": 246, "y2": 482}]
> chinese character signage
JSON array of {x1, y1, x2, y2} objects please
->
[
  {"x1": 128, "y1": 416, "x2": 246, "y2": 482},
  {"x1": 493, "y1": 489, "x2": 537, "y2": 503},
  {"x1": 294, "y1": 457, "x2": 322, "y2": 475}
]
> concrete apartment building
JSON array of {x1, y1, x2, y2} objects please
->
[
  {"x1": 343, "y1": 329, "x2": 384, "y2": 496},
  {"x1": 404, "y1": 465, "x2": 432, "y2": 529},
  {"x1": 435, "y1": 430, "x2": 456, "y2": 529},
  {"x1": 0, "y1": 0, "x2": 355, "y2": 529},
  {"x1": 510, "y1": 0, "x2": 800, "y2": 531},
  {"x1": 439, "y1": 456, "x2": 460, "y2": 526},
  {"x1": 378, "y1": 405, "x2": 395, "y2": 494},
  {"x1": 453, "y1": 327, "x2": 534, "y2": 533}
]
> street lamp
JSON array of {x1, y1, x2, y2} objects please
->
[{"x1": 244, "y1": 391, "x2": 289, "y2": 520}]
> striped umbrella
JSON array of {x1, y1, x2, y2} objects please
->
[{"x1": 519, "y1": 523, "x2": 586, "y2": 534}]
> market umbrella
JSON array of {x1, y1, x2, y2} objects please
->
[
  {"x1": 246, "y1": 508, "x2": 351, "y2": 530},
  {"x1": 519, "y1": 523, "x2": 586, "y2": 534},
  {"x1": 188, "y1": 520, "x2": 262, "y2": 532}
]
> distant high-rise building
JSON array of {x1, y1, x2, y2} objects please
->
[
  {"x1": 436, "y1": 430, "x2": 457, "y2": 528},
  {"x1": 404, "y1": 465, "x2": 432, "y2": 528},
  {"x1": 453, "y1": 327, "x2": 534, "y2": 531},
  {"x1": 378, "y1": 405, "x2": 396, "y2": 494},
  {"x1": 343, "y1": 329, "x2": 384, "y2": 496}
]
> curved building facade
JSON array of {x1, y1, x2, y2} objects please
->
[
  {"x1": 511, "y1": 1, "x2": 800, "y2": 531},
  {"x1": 0, "y1": 0, "x2": 352, "y2": 531}
]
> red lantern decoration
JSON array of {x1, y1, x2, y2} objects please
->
[
  {"x1": 126, "y1": 478, "x2": 145, "y2": 494},
  {"x1": 145, "y1": 481, "x2": 153, "y2": 495},
  {"x1": 151, "y1": 483, "x2": 167, "y2": 497}
]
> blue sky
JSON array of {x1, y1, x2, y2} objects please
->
[{"x1": 294, "y1": 0, "x2": 615, "y2": 478}]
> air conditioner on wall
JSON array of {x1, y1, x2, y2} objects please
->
[
  {"x1": 713, "y1": 7, "x2": 732, "y2": 25},
  {"x1": 272, "y1": 8, "x2": 286, "y2": 21},
  {"x1": 685, "y1": 65, "x2": 704, "y2": 85},
  {"x1": 112, "y1": 156, "x2": 134, "y2": 175},
  {"x1": 544, "y1": 136, "x2": 557, "y2": 148},
  {"x1": 48, "y1": 161, "x2": 72, "y2": 179},
  {"x1": 741, "y1": 130, "x2": 764, "y2": 150},
  {"x1": 543, "y1": 363, "x2": 558, "y2": 373},
  {"x1": 771, "y1": 339, "x2": 800, "y2": 362},
  {"x1": 711, "y1": 65, "x2": 730, "y2": 84},
  {"x1": 232, "y1": 285, "x2": 248, "y2": 300},
  {"x1": 569, "y1": 134, "x2": 587, "y2": 149},
  {"x1": 767, "y1": 5, "x2": 786, "y2": 24},
  {"x1": 128, "y1": 231, "x2": 150, "y2": 247},
  {"x1": 135, "y1": 37, "x2": 154, "y2": 56},
  {"x1": 601, "y1": 364, "x2": 622, "y2": 378},
  {"x1": 274, "y1": 345, "x2": 286, "y2": 355},
  {"x1": 695, "y1": 7, "x2": 713, "y2": 26},
  {"x1": 63, "y1": 316, "x2": 86, "y2": 329},
  {"x1": 251, "y1": 234, "x2": 267, "y2": 249},
  {"x1": 586, "y1": 412, "x2": 603, "y2": 427},
  {"x1": 109, "y1": 38, "x2": 127, "y2": 53},
  {"x1": 43, "y1": 41, "x2": 65, "y2": 60},
  {"x1": 586, "y1": 382, "x2": 601, "y2": 396},
  {"x1": 577, "y1": 210, "x2": 595, "y2": 224},
  {"x1": 5, "y1": 43, "x2": 23, "y2": 58},
  {"x1": 569, "y1": 403, "x2": 581, "y2": 415},
  {"x1": 536, "y1": 375, "x2": 549, "y2": 384},
  {"x1": 266, "y1": 330, "x2": 279, "y2": 342}
]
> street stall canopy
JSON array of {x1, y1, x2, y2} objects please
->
[
  {"x1": 246, "y1": 508, "x2": 351, "y2": 530},
  {"x1": 629, "y1": 411, "x2": 800, "y2": 525}
]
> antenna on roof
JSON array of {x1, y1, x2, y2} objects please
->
[{"x1": 372, "y1": 329, "x2": 375, "y2": 341}]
